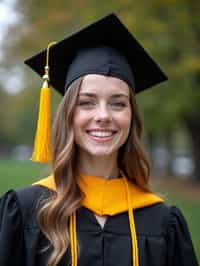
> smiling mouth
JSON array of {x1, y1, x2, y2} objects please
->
[{"x1": 86, "y1": 130, "x2": 117, "y2": 139}]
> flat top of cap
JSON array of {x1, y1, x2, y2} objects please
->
[{"x1": 24, "y1": 13, "x2": 168, "y2": 94}]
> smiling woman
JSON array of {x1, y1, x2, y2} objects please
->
[{"x1": 0, "y1": 13, "x2": 198, "y2": 266}]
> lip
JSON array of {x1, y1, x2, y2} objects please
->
[
  {"x1": 86, "y1": 128, "x2": 117, "y2": 132},
  {"x1": 86, "y1": 129, "x2": 117, "y2": 142}
]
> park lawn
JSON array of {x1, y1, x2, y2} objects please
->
[
  {"x1": 0, "y1": 159, "x2": 199, "y2": 262},
  {"x1": 0, "y1": 158, "x2": 50, "y2": 195}
]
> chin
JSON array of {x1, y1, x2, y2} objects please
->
[{"x1": 85, "y1": 148, "x2": 117, "y2": 158}]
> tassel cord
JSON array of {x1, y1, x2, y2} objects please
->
[
  {"x1": 70, "y1": 211, "x2": 77, "y2": 266},
  {"x1": 123, "y1": 177, "x2": 139, "y2": 266}
]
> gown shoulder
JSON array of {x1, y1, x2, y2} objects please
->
[
  {"x1": 0, "y1": 189, "x2": 25, "y2": 265},
  {"x1": 130, "y1": 202, "x2": 198, "y2": 266},
  {"x1": 0, "y1": 185, "x2": 53, "y2": 266},
  {"x1": 165, "y1": 205, "x2": 199, "y2": 266}
]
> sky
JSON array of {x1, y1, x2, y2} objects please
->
[
  {"x1": 0, "y1": 0, "x2": 20, "y2": 61},
  {"x1": 0, "y1": 0, "x2": 24, "y2": 93}
]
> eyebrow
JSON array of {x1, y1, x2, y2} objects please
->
[{"x1": 78, "y1": 92, "x2": 129, "y2": 99}]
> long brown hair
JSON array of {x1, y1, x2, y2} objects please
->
[{"x1": 37, "y1": 76, "x2": 151, "y2": 266}]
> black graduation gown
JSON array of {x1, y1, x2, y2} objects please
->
[{"x1": 0, "y1": 185, "x2": 199, "y2": 266}]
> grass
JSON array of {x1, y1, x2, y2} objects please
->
[
  {"x1": 0, "y1": 159, "x2": 199, "y2": 263},
  {"x1": 0, "y1": 158, "x2": 50, "y2": 194}
]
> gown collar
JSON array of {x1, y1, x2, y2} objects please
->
[{"x1": 33, "y1": 174, "x2": 164, "y2": 215}]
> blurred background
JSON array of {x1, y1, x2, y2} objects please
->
[{"x1": 0, "y1": 0, "x2": 199, "y2": 260}]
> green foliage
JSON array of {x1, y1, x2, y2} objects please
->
[{"x1": 1, "y1": 0, "x2": 200, "y2": 151}]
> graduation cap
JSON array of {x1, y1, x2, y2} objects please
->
[{"x1": 24, "y1": 13, "x2": 168, "y2": 163}]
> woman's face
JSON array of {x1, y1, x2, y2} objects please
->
[{"x1": 73, "y1": 74, "x2": 132, "y2": 158}]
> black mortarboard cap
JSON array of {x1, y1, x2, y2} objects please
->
[
  {"x1": 24, "y1": 13, "x2": 168, "y2": 163},
  {"x1": 24, "y1": 13, "x2": 168, "y2": 95}
]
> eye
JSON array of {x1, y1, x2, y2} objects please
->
[
  {"x1": 111, "y1": 102, "x2": 127, "y2": 108},
  {"x1": 77, "y1": 100, "x2": 95, "y2": 108}
]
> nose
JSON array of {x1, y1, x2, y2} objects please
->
[{"x1": 94, "y1": 103, "x2": 112, "y2": 123}]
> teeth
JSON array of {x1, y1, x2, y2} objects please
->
[{"x1": 88, "y1": 131, "x2": 115, "y2": 137}]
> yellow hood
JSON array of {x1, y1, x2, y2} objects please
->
[{"x1": 33, "y1": 174, "x2": 164, "y2": 215}]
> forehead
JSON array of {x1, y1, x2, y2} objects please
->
[{"x1": 79, "y1": 74, "x2": 130, "y2": 95}]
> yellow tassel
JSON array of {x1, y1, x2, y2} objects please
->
[
  {"x1": 31, "y1": 80, "x2": 51, "y2": 162},
  {"x1": 30, "y1": 41, "x2": 56, "y2": 163}
]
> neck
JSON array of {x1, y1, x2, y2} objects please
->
[{"x1": 77, "y1": 152, "x2": 119, "y2": 179}]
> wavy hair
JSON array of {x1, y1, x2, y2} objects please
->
[{"x1": 37, "y1": 76, "x2": 152, "y2": 266}]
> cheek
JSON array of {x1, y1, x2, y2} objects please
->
[
  {"x1": 73, "y1": 110, "x2": 91, "y2": 131},
  {"x1": 116, "y1": 110, "x2": 132, "y2": 131}
]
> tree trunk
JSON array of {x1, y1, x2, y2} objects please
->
[
  {"x1": 184, "y1": 115, "x2": 200, "y2": 182},
  {"x1": 146, "y1": 131, "x2": 173, "y2": 178},
  {"x1": 163, "y1": 129, "x2": 174, "y2": 177}
]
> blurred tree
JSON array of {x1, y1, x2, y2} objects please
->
[
  {"x1": 1, "y1": 0, "x2": 200, "y2": 180},
  {"x1": 134, "y1": 0, "x2": 200, "y2": 180}
]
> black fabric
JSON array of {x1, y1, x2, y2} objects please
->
[
  {"x1": 24, "y1": 13, "x2": 168, "y2": 95},
  {"x1": 64, "y1": 46, "x2": 135, "y2": 92},
  {"x1": 0, "y1": 185, "x2": 198, "y2": 266}
]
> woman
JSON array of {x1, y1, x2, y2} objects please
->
[{"x1": 0, "y1": 13, "x2": 198, "y2": 266}]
